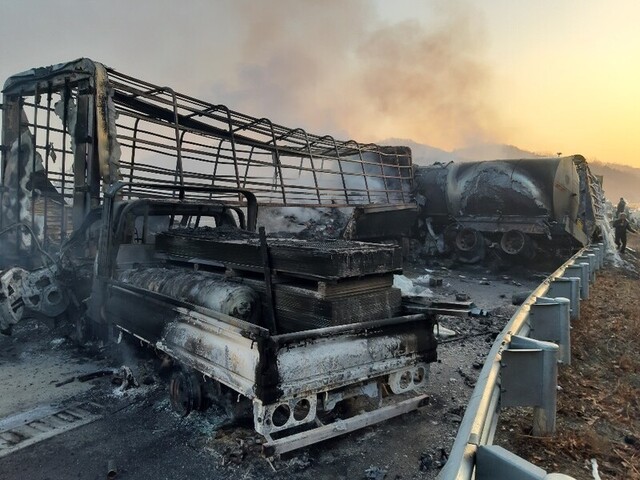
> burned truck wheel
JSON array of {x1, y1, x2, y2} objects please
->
[
  {"x1": 454, "y1": 228, "x2": 485, "y2": 264},
  {"x1": 500, "y1": 230, "x2": 535, "y2": 260},
  {"x1": 169, "y1": 369, "x2": 204, "y2": 417}
]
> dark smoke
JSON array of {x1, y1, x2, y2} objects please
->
[{"x1": 215, "y1": 0, "x2": 497, "y2": 149}]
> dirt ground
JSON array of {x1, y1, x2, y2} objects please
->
[{"x1": 496, "y1": 235, "x2": 640, "y2": 479}]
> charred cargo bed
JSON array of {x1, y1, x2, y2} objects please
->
[{"x1": 155, "y1": 229, "x2": 402, "y2": 281}]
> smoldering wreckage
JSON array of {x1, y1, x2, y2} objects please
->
[{"x1": 0, "y1": 59, "x2": 608, "y2": 468}]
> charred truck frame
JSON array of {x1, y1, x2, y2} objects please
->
[
  {"x1": 413, "y1": 157, "x2": 605, "y2": 263},
  {"x1": 0, "y1": 59, "x2": 436, "y2": 454}
]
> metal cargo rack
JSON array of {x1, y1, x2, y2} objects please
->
[{"x1": 1, "y1": 58, "x2": 414, "y2": 259}]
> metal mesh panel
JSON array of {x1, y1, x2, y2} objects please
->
[{"x1": 106, "y1": 68, "x2": 413, "y2": 207}]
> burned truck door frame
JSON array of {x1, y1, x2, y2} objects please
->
[{"x1": 1, "y1": 60, "x2": 117, "y2": 267}]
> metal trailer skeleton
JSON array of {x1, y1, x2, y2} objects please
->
[{"x1": 0, "y1": 59, "x2": 437, "y2": 453}]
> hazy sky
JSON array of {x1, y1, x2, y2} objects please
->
[{"x1": 1, "y1": 0, "x2": 639, "y2": 167}]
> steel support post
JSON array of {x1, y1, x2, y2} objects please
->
[
  {"x1": 547, "y1": 277, "x2": 580, "y2": 321},
  {"x1": 577, "y1": 253, "x2": 597, "y2": 281},
  {"x1": 529, "y1": 297, "x2": 571, "y2": 365},
  {"x1": 563, "y1": 263, "x2": 589, "y2": 300},
  {"x1": 586, "y1": 246, "x2": 602, "y2": 270},
  {"x1": 593, "y1": 242, "x2": 605, "y2": 268},
  {"x1": 501, "y1": 335, "x2": 558, "y2": 436},
  {"x1": 476, "y1": 445, "x2": 578, "y2": 480},
  {"x1": 476, "y1": 445, "x2": 547, "y2": 480}
]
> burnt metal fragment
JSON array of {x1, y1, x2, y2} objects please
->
[{"x1": 107, "y1": 459, "x2": 117, "y2": 479}]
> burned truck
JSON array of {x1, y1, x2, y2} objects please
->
[
  {"x1": 0, "y1": 59, "x2": 436, "y2": 454},
  {"x1": 413, "y1": 156, "x2": 605, "y2": 263}
]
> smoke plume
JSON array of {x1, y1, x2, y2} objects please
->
[{"x1": 215, "y1": 0, "x2": 497, "y2": 149}]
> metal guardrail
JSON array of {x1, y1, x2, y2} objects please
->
[{"x1": 438, "y1": 243, "x2": 605, "y2": 480}]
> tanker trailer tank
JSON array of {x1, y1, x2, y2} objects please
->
[{"x1": 414, "y1": 155, "x2": 589, "y2": 264}]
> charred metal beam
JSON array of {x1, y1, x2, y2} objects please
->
[
  {"x1": 112, "y1": 90, "x2": 308, "y2": 159},
  {"x1": 259, "y1": 227, "x2": 278, "y2": 334},
  {"x1": 272, "y1": 313, "x2": 432, "y2": 345}
]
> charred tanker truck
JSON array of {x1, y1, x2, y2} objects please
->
[
  {"x1": 0, "y1": 59, "x2": 437, "y2": 454},
  {"x1": 413, "y1": 157, "x2": 605, "y2": 263}
]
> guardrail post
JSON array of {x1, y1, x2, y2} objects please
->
[
  {"x1": 592, "y1": 242, "x2": 605, "y2": 268},
  {"x1": 586, "y1": 245, "x2": 603, "y2": 270},
  {"x1": 547, "y1": 277, "x2": 580, "y2": 321},
  {"x1": 501, "y1": 335, "x2": 558, "y2": 436},
  {"x1": 562, "y1": 263, "x2": 589, "y2": 299},
  {"x1": 529, "y1": 297, "x2": 571, "y2": 365},
  {"x1": 577, "y1": 253, "x2": 597, "y2": 281},
  {"x1": 476, "y1": 445, "x2": 547, "y2": 480},
  {"x1": 476, "y1": 445, "x2": 577, "y2": 480}
]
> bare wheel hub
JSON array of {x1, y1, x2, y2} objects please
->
[{"x1": 169, "y1": 370, "x2": 203, "y2": 417}]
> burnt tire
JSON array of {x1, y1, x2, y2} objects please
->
[{"x1": 169, "y1": 369, "x2": 204, "y2": 417}]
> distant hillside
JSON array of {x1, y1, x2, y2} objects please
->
[
  {"x1": 378, "y1": 139, "x2": 640, "y2": 205},
  {"x1": 378, "y1": 140, "x2": 544, "y2": 165},
  {"x1": 377, "y1": 138, "x2": 456, "y2": 165},
  {"x1": 589, "y1": 162, "x2": 640, "y2": 205},
  {"x1": 452, "y1": 143, "x2": 543, "y2": 161}
]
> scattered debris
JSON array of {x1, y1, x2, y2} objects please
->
[
  {"x1": 419, "y1": 452, "x2": 433, "y2": 471},
  {"x1": 448, "y1": 405, "x2": 466, "y2": 417},
  {"x1": 113, "y1": 366, "x2": 139, "y2": 391},
  {"x1": 364, "y1": 465, "x2": 387, "y2": 480},
  {"x1": 55, "y1": 377, "x2": 76, "y2": 388},
  {"x1": 435, "y1": 325, "x2": 457, "y2": 339},
  {"x1": 414, "y1": 274, "x2": 445, "y2": 289},
  {"x1": 419, "y1": 448, "x2": 449, "y2": 471},
  {"x1": 590, "y1": 458, "x2": 602, "y2": 480},
  {"x1": 286, "y1": 451, "x2": 311, "y2": 471},
  {"x1": 455, "y1": 293, "x2": 470, "y2": 301},
  {"x1": 107, "y1": 459, "x2": 117, "y2": 479},
  {"x1": 393, "y1": 275, "x2": 433, "y2": 297},
  {"x1": 78, "y1": 370, "x2": 114, "y2": 383},
  {"x1": 469, "y1": 306, "x2": 490, "y2": 317},
  {"x1": 222, "y1": 444, "x2": 245, "y2": 465},
  {"x1": 511, "y1": 291, "x2": 531, "y2": 305},
  {"x1": 456, "y1": 367, "x2": 477, "y2": 388}
]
